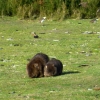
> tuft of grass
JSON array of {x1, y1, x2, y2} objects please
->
[{"x1": 0, "y1": 17, "x2": 100, "y2": 100}]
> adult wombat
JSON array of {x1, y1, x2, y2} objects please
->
[{"x1": 27, "y1": 53, "x2": 49, "y2": 78}]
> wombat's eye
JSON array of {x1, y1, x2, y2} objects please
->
[
  {"x1": 34, "y1": 63, "x2": 38, "y2": 67},
  {"x1": 34, "y1": 65, "x2": 39, "y2": 69},
  {"x1": 34, "y1": 63, "x2": 40, "y2": 70},
  {"x1": 35, "y1": 65, "x2": 38, "y2": 67}
]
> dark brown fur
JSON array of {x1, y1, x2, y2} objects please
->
[
  {"x1": 27, "y1": 53, "x2": 49, "y2": 78},
  {"x1": 44, "y1": 58, "x2": 63, "y2": 77}
]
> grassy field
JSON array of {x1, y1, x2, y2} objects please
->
[{"x1": 0, "y1": 17, "x2": 100, "y2": 100}]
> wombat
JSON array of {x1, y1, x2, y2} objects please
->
[
  {"x1": 27, "y1": 53, "x2": 49, "y2": 78},
  {"x1": 44, "y1": 58, "x2": 63, "y2": 77}
]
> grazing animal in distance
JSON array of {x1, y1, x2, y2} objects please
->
[
  {"x1": 44, "y1": 58, "x2": 63, "y2": 77},
  {"x1": 27, "y1": 53, "x2": 49, "y2": 78},
  {"x1": 31, "y1": 32, "x2": 39, "y2": 38}
]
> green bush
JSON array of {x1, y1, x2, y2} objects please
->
[{"x1": 0, "y1": 0, "x2": 100, "y2": 19}]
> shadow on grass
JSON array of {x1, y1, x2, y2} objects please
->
[{"x1": 62, "y1": 70, "x2": 80, "y2": 75}]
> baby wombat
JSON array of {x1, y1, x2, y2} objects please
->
[
  {"x1": 44, "y1": 58, "x2": 63, "y2": 77},
  {"x1": 27, "y1": 53, "x2": 49, "y2": 78}
]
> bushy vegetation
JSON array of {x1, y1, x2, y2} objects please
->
[{"x1": 0, "y1": 0, "x2": 100, "y2": 20}]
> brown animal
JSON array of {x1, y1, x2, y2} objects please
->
[
  {"x1": 31, "y1": 32, "x2": 39, "y2": 38},
  {"x1": 27, "y1": 53, "x2": 49, "y2": 78},
  {"x1": 44, "y1": 58, "x2": 63, "y2": 77}
]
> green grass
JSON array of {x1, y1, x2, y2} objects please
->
[{"x1": 0, "y1": 17, "x2": 100, "y2": 100}]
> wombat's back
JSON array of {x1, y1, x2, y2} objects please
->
[{"x1": 33, "y1": 53, "x2": 49, "y2": 63}]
